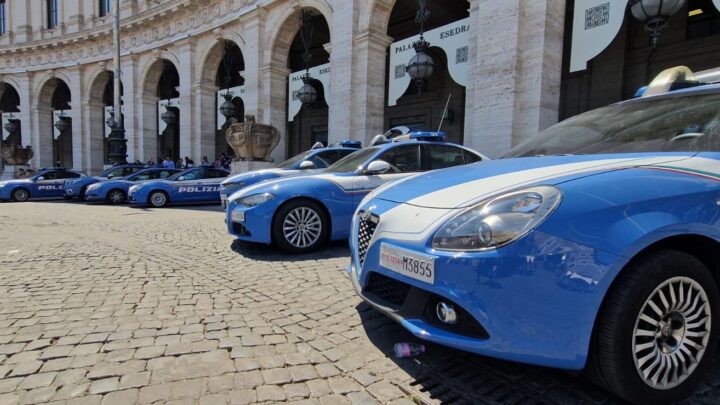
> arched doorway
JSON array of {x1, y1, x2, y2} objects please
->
[
  {"x1": 0, "y1": 83, "x2": 21, "y2": 147},
  {"x1": 156, "y1": 61, "x2": 180, "y2": 162},
  {"x1": 37, "y1": 78, "x2": 73, "y2": 169},
  {"x1": 285, "y1": 10, "x2": 331, "y2": 157},
  {"x1": 87, "y1": 71, "x2": 123, "y2": 172},
  {"x1": 214, "y1": 41, "x2": 245, "y2": 160},
  {"x1": 384, "y1": 0, "x2": 470, "y2": 145}
]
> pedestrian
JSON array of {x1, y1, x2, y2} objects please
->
[
  {"x1": 214, "y1": 156, "x2": 223, "y2": 168},
  {"x1": 15, "y1": 169, "x2": 26, "y2": 179},
  {"x1": 161, "y1": 156, "x2": 175, "y2": 169},
  {"x1": 147, "y1": 157, "x2": 156, "y2": 166},
  {"x1": 176, "y1": 158, "x2": 185, "y2": 169},
  {"x1": 201, "y1": 156, "x2": 211, "y2": 167},
  {"x1": 184, "y1": 156, "x2": 195, "y2": 168}
]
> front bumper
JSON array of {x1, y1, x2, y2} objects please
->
[
  {"x1": 350, "y1": 227, "x2": 620, "y2": 370},
  {"x1": 128, "y1": 189, "x2": 148, "y2": 205},
  {"x1": 225, "y1": 199, "x2": 277, "y2": 244}
]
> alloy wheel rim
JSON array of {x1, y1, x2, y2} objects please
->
[
  {"x1": 110, "y1": 191, "x2": 124, "y2": 204},
  {"x1": 151, "y1": 193, "x2": 166, "y2": 207},
  {"x1": 15, "y1": 190, "x2": 27, "y2": 201},
  {"x1": 283, "y1": 207, "x2": 322, "y2": 248},
  {"x1": 632, "y1": 276, "x2": 711, "y2": 390}
]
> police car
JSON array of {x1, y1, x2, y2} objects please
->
[
  {"x1": 349, "y1": 66, "x2": 720, "y2": 403},
  {"x1": 227, "y1": 132, "x2": 486, "y2": 253},
  {"x1": 84, "y1": 168, "x2": 180, "y2": 204},
  {"x1": 220, "y1": 141, "x2": 362, "y2": 208},
  {"x1": 63, "y1": 164, "x2": 147, "y2": 201},
  {"x1": 128, "y1": 167, "x2": 230, "y2": 207},
  {"x1": 0, "y1": 168, "x2": 84, "y2": 202}
]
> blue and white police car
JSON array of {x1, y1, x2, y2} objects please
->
[
  {"x1": 128, "y1": 167, "x2": 230, "y2": 207},
  {"x1": 349, "y1": 67, "x2": 720, "y2": 403},
  {"x1": 220, "y1": 141, "x2": 361, "y2": 207},
  {"x1": 0, "y1": 168, "x2": 84, "y2": 202},
  {"x1": 63, "y1": 164, "x2": 147, "y2": 201},
  {"x1": 227, "y1": 132, "x2": 486, "y2": 253},
  {"x1": 84, "y1": 168, "x2": 181, "y2": 204}
]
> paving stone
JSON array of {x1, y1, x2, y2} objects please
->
[
  {"x1": 133, "y1": 346, "x2": 165, "y2": 360},
  {"x1": 262, "y1": 368, "x2": 292, "y2": 385},
  {"x1": 66, "y1": 395, "x2": 103, "y2": 405},
  {"x1": 367, "y1": 381, "x2": 404, "y2": 403},
  {"x1": 18, "y1": 372, "x2": 57, "y2": 390},
  {"x1": 233, "y1": 370, "x2": 264, "y2": 389},
  {"x1": 256, "y1": 385, "x2": 286, "y2": 402},
  {"x1": 347, "y1": 391, "x2": 381, "y2": 405},
  {"x1": 8, "y1": 361, "x2": 43, "y2": 377},
  {"x1": 89, "y1": 378, "x2": 119, "y2": 395},
  {"x1": 315, "y1": 363, "x2": 341, "y2": 378},
  {"x1": 118, "y1": 372, "x2": 150, "y2": 390},
  {"x1": 199, "y1": 393, "x2": 228, "y2": 405},
  {"x1": 41, "y1": 345, "x2": 74, "y2": 360},
  {"x1": 0, "y1": 378, "x2": 23, "y2": 395},
  {"x1": 233, "y1": 357, "x2": 260, "y2": 371},
  {"x1": 40, "y1": 357, "x2": 74, "y2": 373},
  {"x1": 228, "y1": 389, "x2": 256, "y2": 405},
  {"x1": 284, "y1": 382, "x2": 311, "y2": 399},
  {"x1": 52, "y1": 383, "x2": 90, "y2": 400},
  {"x1": 138, "y1": 383, "x2": 172, "y2": 403},
  {"x1": 208, "y1": 374, "x2": 234, "y2": 393},
  {"x1": 329, "y1": 377, "x2": 362, "y2": 395}
]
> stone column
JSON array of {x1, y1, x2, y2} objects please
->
[
  {"x1": 240, "y1": 9, "x2": 266, "y2": 121},
  {"x1": 262, "y1": 64, "x2": 290, "y2": 163},
  {"x1": 464, "y1": 0, "x2": 565, "y2": 157},
  {"x1": 66, "y1": 67, "x2": 84, "y2": 171},
  {"x1": 192, "y1": 82, "x2": 217, "y2": 163},
  {"x1": 327, "y1": 0, "x2": 357, "y2": 144},
  {"x1": 121, "y1": 56, "x2": 139, "y2": 163},
  {"x1": 352, "y1": 30, "x2": 393, "y2": 144},
  {"x1": 176, "y1": 38, "x2": 197, "y2": 160},
  {"x1": 137, "y1": 95, "x2": 158, "y2": 164},
  {"x1": 15, "y1": 74, "x2": 32, "y2": 148}
]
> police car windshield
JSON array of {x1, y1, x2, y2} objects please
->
[
  {"x1": 276, "y1": 151, "x2": 313, "y2": 169},
  {"x1": 504, "y1": 92, "x2": 720, "y2": 158},
  {"x1": 167, "y1": 169, "x2": 197, "y2": 181},
  {"x1": 326, "y1": 147, "x2": 379, "y2": 173}
]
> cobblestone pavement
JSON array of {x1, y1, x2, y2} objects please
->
[{"x1": 0, "y1": 202, "x2": 719, "y2": 405}]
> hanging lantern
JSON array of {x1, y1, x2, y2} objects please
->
[
  {"x1": 54, "y1": 116, "x2": 70, "y2": 134},
  {"x1": 629, "y1": 0, "x2": 687, "y2": 47},
  {"x1": 161, "y1": 108, "x2": 177, "y2": 125},
  {"x1": 297, "y1": 76, "x2": 318, "y2": 106},
  {"x1": 3, "y1": 119, "x2": 19, "y2": 136},
  {"x1": 406, "y1": 39, "x2": 435, "y2": 93},
  {"x1": 220, "y1": 93, "x2": 237, "y2": 119}
]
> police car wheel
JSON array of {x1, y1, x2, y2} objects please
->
[
  {"x1": 12, "y1": 188, "x2": 29, "y2": 202},
  {"x1": 273, "y1": 200, "x2": 328, "y2": 254},
  {"x1": 107, "y1": 189, "x2": 126, "y2": 205},
  {"x1": 587, "y1": 250, "x2": 718, "y2": 404},
  {"x1": 148, "y1": 191, "x2": 169, "y2": 208}
]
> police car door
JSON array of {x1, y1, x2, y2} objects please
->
[
  {"x1": 34, "y1": 171, "x2": 66, "y2": 197},
  {"x1": 174, "y1": 169, "x2": 204, "y2": 202},
  {"x1": 198, "y1": 169, "x2": 227, "y2": 202},
  {"x1": 353, "y1": 144, "x2": 422, "y2": 203}
]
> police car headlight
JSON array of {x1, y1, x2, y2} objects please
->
[
  {"x1": 432, "y1": 186, "x2": 562, "y2": 251},
  {"x1": 129, "y1": 185, "x2": 140, "y2": 193},
  {"x1": 238, "y1": 193, "x2": 275, "y2": 207},
  {"x1": 87, "y1": 184, "x2": 100, "y2": 191}
]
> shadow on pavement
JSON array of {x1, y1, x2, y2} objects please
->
[
  {"x1": 355, "y1": 302, "x2": 631, "y2": 404},
  {"x1": 230, "y1": 239, "x2": 350, "y2": 262}
]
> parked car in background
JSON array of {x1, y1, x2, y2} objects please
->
[
  {"x1": 84, "y1": 168, "x2": 180, "y2": 204},
  {"x1": 1, "y1": 168, "x2": 84, "y2": 202},
  {"x1": 63, "y1": 164, "x2": 147, "y2": 201},
  {"x1": 349, "y1": 67, "x2": 720, "y2": 404},
  {"x1": 226, "y1": 132, "x2": 486, "y2": 253},
  {"x1": 128, "y1": 167, "x2": 230, "y2": 208}
]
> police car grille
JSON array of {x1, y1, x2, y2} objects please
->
[
  {"x1": 363, "y1": 272, "x2": 410, "y2": 309},
  {"x1": 357, "y1": 215, "x2": 378, "y2": 267},
  {"x1": 233, "y1": 222, "x2": 252, "y2": 237}
]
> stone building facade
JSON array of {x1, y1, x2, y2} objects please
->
[{"x1": 0, "y1": 0, "x2": 566, "y2": 174}]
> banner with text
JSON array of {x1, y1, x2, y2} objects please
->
[
  {"x1": 288, "y1": 64, "x2": 331, "y2": 122},
  {"x1": 157, "y1": 98, "x2": 180, "y2": 136},
  {"x1": 388, "y1": 17, "x2": 469, "y2": 107},
  {"x1": 216, "y1": 86, "x2": 245, "y2": 130},
  {"x1": 1, "y1": 112, "x2": 19, "y2": 141}
]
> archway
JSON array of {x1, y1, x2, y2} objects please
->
[
  {"x1": 384, "y1": 0, "x2": 470, "y2": 145},
  {"x1": 285, "y1": 10, "x2": 331, "y2": 157},
  {"x1": 37, "y1": 78, "x2": 73, "y2": 168},
  {"x1": 209, "y1": 40, "x2": 245, "y2": 160},
  {"x1": 87, "y1": 70, "x2": 124, "y2": 172},
  {"x1": 141, "y1": 58, "x2": 180, "y2": 163},
  {"x1": 0, "y1": 83, "x2": 21, "y2": 147}
]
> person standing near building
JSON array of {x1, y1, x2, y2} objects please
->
[
  {"x1": 161, "y1": 156, "x2": 175, "y2": 169},
  {"x1": 201, "y1": 156, "x2": 211, "y2": 167}
]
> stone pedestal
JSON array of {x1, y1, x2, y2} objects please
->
[
  {"x1": 230, "y1": 160, "x2": 274, "y2": 175},
  {"x1": 1, "y1": 165, "x2": 30, "y2": 180}
]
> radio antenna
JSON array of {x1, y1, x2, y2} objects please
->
[{"x1": 437, "y1": 93, "x2": 451, "y2": 132}]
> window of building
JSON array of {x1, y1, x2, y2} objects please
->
[
  {"x1": 99, "y1": 0, "x2": 112, "y2": 17},
  {"x1": 47, "y1": 0, "x2": 58, "y2": 29},
  {"x1": 0, "y1": 1, "x2": 6, "y2": 36},
  {"x1": 687, "y1": 0, "x2": 720, "y2": 39}
]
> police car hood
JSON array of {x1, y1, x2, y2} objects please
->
[
  {"x1": 373, "y1": 153, "x2": 696, "y2": 209},
  {"x1": 221, "y1": 168, "x2": 302, "y2": 185},
  {"x1": 0, "y1": 179, "x2": 32, "y2": 186}
]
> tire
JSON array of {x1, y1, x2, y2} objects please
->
[
  {"x1": 272, "y1": 199, "x2": 329, "y2": 254},
  {"x1": 79, "y1": 186, "x2": 88, "y2": 202},
  {"x1": 12, "y1": 188, "x2": 29, "y2": 202},
  {"x1": 107, "y1": 189, "x2": 126, "y2": 205},
  {"x1": 587, "y1": 250, "x2": 718, "y2": 404},
  {"x1": 148, "y1": 191, "x2": 169, "y2": 208}
]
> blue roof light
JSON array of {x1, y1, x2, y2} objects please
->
[
  {"x1": 337, "y1": 140, "x2": 362, "y2": 149},
  {"x1": 409, "y1": 131, "x2": 447, "y2": 141}
]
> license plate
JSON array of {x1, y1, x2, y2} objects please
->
[
  {"x1": 380, "y1": 243, "x2": 435, "y2": 284},
  {"x1": 221, "y1": 194, "x2": 228, "y2": 208},
  {"x1": 232, "y1": 210, "x2": 245, "y2": 223}
]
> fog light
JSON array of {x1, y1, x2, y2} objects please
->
[{"x1": 436, "y1": 302, "x2": 457, "y2": 325}]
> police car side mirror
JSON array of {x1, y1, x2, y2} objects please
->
[
  {"x1": 364, "y1": 160, "x2": 391, "y2": 175},
  {"x1": 299, "y1": 160, "x2": 316, "y2": 170},
  {"x1": 36, "y1": 176, "x2": 45, "y2": 181},
  {"x1": 107, "y1": 174, "x2": 114, "y2": 179},
  {"x1": 178, "y1": 176, "x2": 185, "y2": 181}
]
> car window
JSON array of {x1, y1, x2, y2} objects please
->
[
  {"x1": 159, "y1": 170, "x2": 176, "y2": 179},
  {"x1": 179, "y1": 169, "x2": 202, "y2": 181},
  {"x1": 311, "y1": 150, "x2": 353, "y2": 168},
  {"x1": 376, "y1": 145, "x2": 421, "y2": 173},
  {"x1": 425, "y1": 144, "x2": 469, "y2": 170},
  {"x1": 107, "y1": 167, "x2": 127, "y2": 178},
  {"x1": 39, "y1": 171, "x2": 58, "y2": 180},
  {"x1": 326, "y1": 148, "x2": 379, "y2": 173},
  {"x1": 133, "y1": 172, "x2": 154, "y2": 181},
  {"x1": 463, "y1": 150, "x2": 483, "y2": 164}
]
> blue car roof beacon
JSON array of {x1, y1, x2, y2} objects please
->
[
  {"x1": 370, "y1": 134, "x2": 390, "y2": 146},
  {"x1": 409, "y1": 131, "x2": 447, "y2": 142},
  {"x1": 634, "y1": 86, "x2": 647, "y2": 98},
  {"x1": 337, "y1": 140, "x2": 362, "y2": 149},
  {"x1": 311, "y1": 142, "x2": 325, "y2": 150}
]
